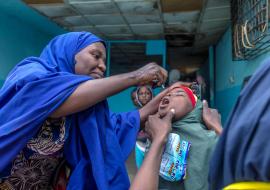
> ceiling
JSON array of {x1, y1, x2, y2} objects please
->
[{"x1": 22, "y1": 0, "x2": 231, "y2": 74}]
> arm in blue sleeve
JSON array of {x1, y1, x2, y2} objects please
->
[{"x1": 110, "y1": 110, "x2": 141, "y2": 160}]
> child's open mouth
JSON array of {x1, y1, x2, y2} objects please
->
[{"x1": 160, "y1": 97, "x2": 170, "y2": 109}]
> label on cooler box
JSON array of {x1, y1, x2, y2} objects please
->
[{"x1": 159, "y1": 133, "x2": 191, "y2": 182}]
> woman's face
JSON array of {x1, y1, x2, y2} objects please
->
[
  {"x1": 158, "y1": 87, "x2": 193, "y2": 120},
  {"x1": 138, "y1": 86, "x2": 152, "y2": 106},
  {"x1": 75, "y1": 42, "x2": 106, "y2": 79}
]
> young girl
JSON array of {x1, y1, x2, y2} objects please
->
[{"x1": 131, "y1": 86, "x2": 154, "y2": 168}]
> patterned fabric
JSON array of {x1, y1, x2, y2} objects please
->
[
  {"x1": 0, "y1": 118, "x2": 66, "y2": 190},
  {"x1": 27, "y1": 119, "x2": 66, "y2": 155}
]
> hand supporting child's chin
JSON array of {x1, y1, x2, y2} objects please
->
[{"x1": 158, "y1": 108, "x2": 175, "y2": 121}]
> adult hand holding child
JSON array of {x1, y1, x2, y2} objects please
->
[{"x1": 130, "y1": 109, "x2": 175, "y2": 190}]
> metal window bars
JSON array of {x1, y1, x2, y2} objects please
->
[{"x1": 231, "y1": 0, "x2": 269, "y2": 60}]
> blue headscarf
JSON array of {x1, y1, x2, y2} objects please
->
[
  {"x1": 0, "y1": 32, "x2": 139, "y2": 189},
  {"x1": 209, "y1": 58, "x2": 270, "y2": 189},
  {"x1": 40, "y1": 32, "x2": 103, "y2": 73}
]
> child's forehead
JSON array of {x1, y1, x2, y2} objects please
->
[
  {"x1": 169, "y1": 87, "x2": 186, "y2": 93},
  {"x1": 139, "y1": 86, "x2": 151, "y2": 92}
]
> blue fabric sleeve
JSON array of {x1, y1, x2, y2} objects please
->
[
  {"x1": 110, "y1": 110, "x2": 140, "y2": 161},
  {"x1": 0, "y1": 59, "x2": 90, "y2": 172}
]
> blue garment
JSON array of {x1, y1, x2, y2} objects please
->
[
  {"x1": 65, "y1": 110, "x2": 140, "y2": 190},
  {"x1": 209, "y1": 58, "x2": 270, "y2": 189},
  {"x1": 0, "y1": 32, "x2": 140, "y2": 190}
]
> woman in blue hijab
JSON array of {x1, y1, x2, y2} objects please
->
[
  {"x1": 208, "y1": 58, "x2": 270, "y2": 189},
  {"x1": 0, "y1": 32, "x2": 167, "y2": 190}
]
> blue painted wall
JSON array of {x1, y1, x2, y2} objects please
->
[
  {"x1": 108, "y1": 87, "x2": 137, "y2": 113},
  {"x1": 214, "y1": 27, "x2": 270, "y2": 124},
  {"x1": 0, "y1": 1, "x2": 65, "y2": 87}
]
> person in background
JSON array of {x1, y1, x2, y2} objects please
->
[
  {"x1": 195, "y1": 72, "x2": 208, "y2": 101},
  {"x1": 136, "y1": 85, "x2": 153, "y2": 107},
  {"x1": 168, "y1": 69, "x2": 181, "y2": 86}
]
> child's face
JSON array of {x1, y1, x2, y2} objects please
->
[
  {"x1": 158, "y1": 87, "x2": 193, "y2": 120},
  {"x1": 138, "y1": 86, "x2": 152, "y2": 106}
]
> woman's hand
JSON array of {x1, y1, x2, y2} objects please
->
[
  {"x1": 50, "y1": 63, "x2": 166, "y2": 118},
  {"x1": 202, "y1": 100, "x2": 223, "y2": 135},
  {"x1": 133, "y1": 62, "x2": 167, "y2": 87},
  {"x1": 145, "y1": 109, "x2": 175, "y2": 144}
]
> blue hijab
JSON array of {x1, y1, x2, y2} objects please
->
[
  {"x1": 209, "y1": 58, "x2": 270, "y2": 189},
  {"x1": 0, "y1": 32, "x2": 140, "y2": 190}
]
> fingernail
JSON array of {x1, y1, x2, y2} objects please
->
[{"x1": 170, "y1": 108, "x2": 175, "y2": 114}]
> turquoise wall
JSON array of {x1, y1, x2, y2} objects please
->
[
  {"x1": 108, "y1": 87, "x2": 137, "y2": 113},
  {"x1": 0, "y1": 1, "x2": 65, "y2": 87},
  {"x1": 214, "y1": 27, "x2": 270, "y2": 124}
]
